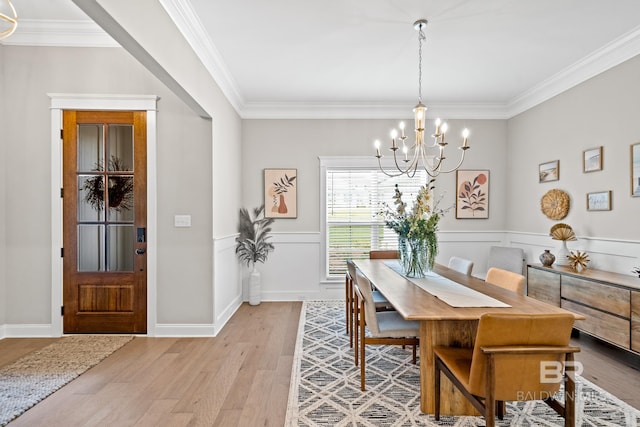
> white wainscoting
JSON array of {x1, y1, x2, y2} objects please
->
[
  {"x1": 213, "y1": 234, "x2": 243, "y2": 335},
  {"x1": 2, "y1": 231, "x2": 637, "y2": 338}
]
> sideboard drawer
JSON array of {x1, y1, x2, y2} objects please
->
[
  {"x1": 527, "y1": 267, "x2": 560, "y2": 306},
  {"x1": 562, "y1": 299, "x2": 630, "y2": 348},
  {"x1": 561, "y1": 276, "x2": 630, "y2": 317},
  {"x1": 632, "y1": 291, "x2": 640, "y2": 353}
]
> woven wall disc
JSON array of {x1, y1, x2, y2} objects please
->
[{"x1": 541, "y1": 189, "x2": 570, "y2": 220}]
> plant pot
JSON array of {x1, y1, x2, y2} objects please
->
[{"x1": 249, "y1": 266, "x2": 261, "y2": 305}]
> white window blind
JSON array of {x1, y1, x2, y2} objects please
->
[{"x1": 326, "y1": 168, "x2": 428, "y2": 277}]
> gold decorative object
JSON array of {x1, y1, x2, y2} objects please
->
[
  {"x1": 567, "y1": 250, "x2": 590, "y2": 271},
  {"x1": 550, "y1": 223, "x2": 577, "y2": 241},
  {"x1": 541, "y1": 189, "x2": 570, "y2": 220}
]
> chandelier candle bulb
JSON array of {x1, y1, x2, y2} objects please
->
[
  {"x1": 390, "y1": 129, "x2": 398, "y2": 150},
  {"x1": 399, "y1": 121, "x2": 406, "y2": 138},
  {"x1": 374, "y1": 140, "x2": 381, "y2": 158},
  {"x1": 462, "y1": 129, "x2": 469, "y2": 148}
]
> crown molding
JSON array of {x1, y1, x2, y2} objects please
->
[
  {"x1": 240, "y1": 102, "x2": 510, "y2": 120},
  {"x1": 0, "y1": 19, "x2": 119, "y2": 47},
  {"x1": 507, "y1": 24, "x2": 640, "y2": 118},
  {"x1": 158, "y1": 0, "x2": 245, "y2": 115},
  {"x1": 4, "y1": 12, "x2": 640, "y2": 120}
]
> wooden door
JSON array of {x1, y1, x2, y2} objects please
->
[{"x1": 62, "y1": 110, "x2": 147, "y2": 333}]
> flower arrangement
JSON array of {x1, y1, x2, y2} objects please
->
[{"x1": 380, "y1": 179, "x2": 451, "y2": 276}]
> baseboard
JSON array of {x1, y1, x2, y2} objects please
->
[
  {"x1": 0, "y1": 324, "x2": 55, "y2": 338},
  {"x1": 214, "y1": 295, "x2": 243, "y2": 336}
]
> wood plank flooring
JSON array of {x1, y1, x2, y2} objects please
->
[{"x1": 1, "y1": 301, "x2": 638, "y2": 426}]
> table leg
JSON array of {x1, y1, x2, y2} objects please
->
[{"x1": 419, "y1": 319, "x2": 480, "y2": 415}]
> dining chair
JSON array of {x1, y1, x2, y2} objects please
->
[
  {"x1": 434, "y1": 313, "x2": 579, "y2": 427},
  {"x1": 369, "y1": 250, "x2": 399, "y2": 259},
  {"x1": 346, "y1": 260, "x2": 391, "y2": 348},
  {"x1": 448, "y1": 256, "x2": 474, "y2": 275},
  {"x1": 487, "y1": 246, "x2": 526, "y2": 276},
  {"x1": 353, "y1": 270, "x2": 419, "y2": 391},
  {"x1": 485, "y1": 267, "x2": 526, "y2": 295}
]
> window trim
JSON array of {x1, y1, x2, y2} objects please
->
[{"x1": 320, "y1": 155, "x2": 417, "y2": 282}]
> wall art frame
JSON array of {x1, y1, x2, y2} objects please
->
[
  {"x1": 587, "y1": 190, "x2": 612, "y2": 211},
  {"x1": 264, "y1": 168, "x2": 297, "y2": 218},
  {"x1": 632, "y1": 143, "x2": 640, "y2": 197},
  {"x1": 583, "y1": 146, "x2": 603, "y2": 172},
  {"x1": 539, "y1": 160, "x2": 559, "y2": 183},
  {"x1": 456, "y1": 169, "x2": 489, "y2": 219}
]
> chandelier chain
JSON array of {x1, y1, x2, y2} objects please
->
[{"x1": 417, "y1": 27, "x2": 425, "y2": 104}]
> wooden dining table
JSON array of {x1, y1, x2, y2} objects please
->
[{"x1": 353, "y1": 259, "x2": 585, "y2": 415}]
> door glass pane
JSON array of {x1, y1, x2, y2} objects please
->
[
  {"x1": 78, "y1": 175, "x2": 105, "y2": 221},
  {"x1": 107, "y1": 176, "x2": 134, "y2": 221},
  {"x1": 107, "y1": 225, "x2": 134, "y2": 271},
  {"x1": 77, "y1": 124, "x2": 104, "y2": 172},
  {"x1": 108, "y1": 125, "x2": 134, "y2": 171},
  {"x1": 78, "y1": 225, "x2": 105, "y2": 271}
]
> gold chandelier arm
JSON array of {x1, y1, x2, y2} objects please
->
[{"x1": 0, "y1": 0, "x2": 18, "y2": 41}]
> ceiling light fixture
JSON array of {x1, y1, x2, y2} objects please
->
[
  {"x1": 0, "y1": 0, "x2": 18, "y2": 41},
  {"x1": 375, "y1": 19, "x2": 470, "y2": 178}
]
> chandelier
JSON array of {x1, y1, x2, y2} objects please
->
[
  {"x1": 375, "y1": 19, "x2": 469, "y2": 178},
  {"x1": 0, "y1": 0, "x2": 17, "y2": 41}
]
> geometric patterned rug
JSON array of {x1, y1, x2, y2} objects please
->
[
  {"x1": 285, "y1": 300, "x2": 640, "y2": 426},
  {"x1": 0, "y1": 335, "x2": 134, "y2": 426}
]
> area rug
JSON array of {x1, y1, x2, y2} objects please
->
[
  {"x1": 286, "y1": 300, "x2": 640, "y2": 426},
  {"x1": 0, "y1": 335, "x2": 134, "y2": 426}
]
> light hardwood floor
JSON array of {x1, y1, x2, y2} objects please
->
[{"x1": 1, "y1": 301, "x2": 638, "y2": 426}]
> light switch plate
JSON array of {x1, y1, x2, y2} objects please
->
[{"x1": 174, "y1": 215, "x2": 191, "y2": 227}]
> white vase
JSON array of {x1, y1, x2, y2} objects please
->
[
  {"x1": 555, "y1": 240, "x2": 570, "y2": 266},
  {"x1": 248, "y1": 266, "x2": 262, "y2": 305}
]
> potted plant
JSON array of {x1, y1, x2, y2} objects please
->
[{"x1": 235, "y1": 205, "x2": 275, "y2": 305}]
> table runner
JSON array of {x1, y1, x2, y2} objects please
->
[{"x1": 384, "y1": 260, "x2": 511, "y2": 307}]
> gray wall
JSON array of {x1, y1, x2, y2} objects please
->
[
  {"x1": 242, "y1": 119, "x2": 509, "y2": 233},
  {"x1": 507, "y1": 54, "x2": 640, "y2": 240},
  {"x1": 2, "y1": 45, "x2": 215, "y2": 325},
  {"x1": 0, "y1": 44, "x2": 5, "y2": 324}
]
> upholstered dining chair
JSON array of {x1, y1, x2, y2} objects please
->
[
  {"x1": 487, "y1": 246, "x2": 526, "y2": 276},
  {"x1": 346, "y1": 260, "x2": 391, "y2": 348},
  {"x1": 353, "y1": 270, "x2": 419, "y2": 391},
  {"x1": 448, "y1": 256, "x2": 474, "y2": 275},
  {"x1": 485, "y1": 267, "x2": 526, "y2": 295},
  {"x1": 434, "y1": 313, "x2": 579, "y2": 427}
]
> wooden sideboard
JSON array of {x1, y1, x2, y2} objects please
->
[{"x1": 527, "y1": 264, "x2": 640, "y2": 354}]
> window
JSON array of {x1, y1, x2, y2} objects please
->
[{"x1": 321, "y1": 157, "x2": 427, "y2": 279}]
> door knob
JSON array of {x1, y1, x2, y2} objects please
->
[{"x1": 136, "y1": 248, "x2": 146, "y2": 255}]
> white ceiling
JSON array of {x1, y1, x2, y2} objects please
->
[{"x1": 5, "y1": 0, "x2": 640, "y2": 118}]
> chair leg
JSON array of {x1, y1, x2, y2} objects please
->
[
  {"x1": 485, "y1": 354, "x2": 496, "y2": 427},
  {"x1": 359, "y1": 301, "x2": 366, "y2": 391},
  {"x1": 434, "y1": 359, "x2": 441, "y2": 420},
  {"x1": 354, "y1": 304, "x2": 359, "y2": 366},
  {"x1": 564, "y1": 354, "x2": 577, "y2": 427},
  {"x1": 345, "y1": 274, "x2": 350, "y2": 336},
  {"x1": 496, "y1": 400, "x2": 505, "y2": 420},
  {"x1": 412, "y1": 344, "x2": 416, "y2": 364}
]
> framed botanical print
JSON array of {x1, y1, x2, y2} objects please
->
[
  {"x1": 264, "y1": 168, "x2": 297, "y2": 218},
  {"x1": 456, "y1": 170, "x2": 489, "y2": 219}
]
